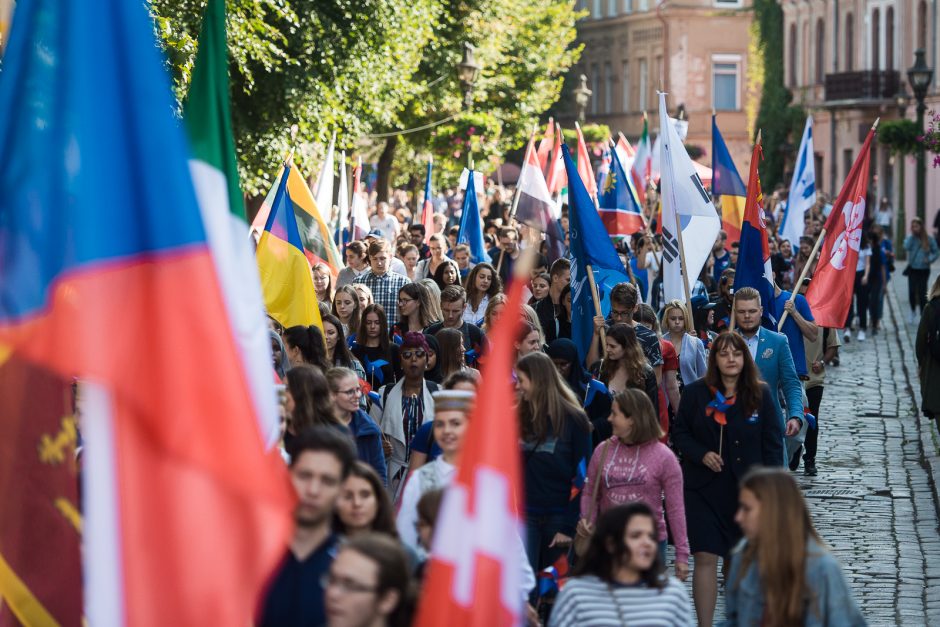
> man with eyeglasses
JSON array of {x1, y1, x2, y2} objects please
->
[
  {"x1": 586, "y1": 282, "x2": 663, "y2": 387},
  {"x1": 259, "y1": 427, "x2": 357, "y2": 627}
]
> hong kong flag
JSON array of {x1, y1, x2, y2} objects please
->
[
  {"x1": 806, "y1": 124, "x2": 877, "y2": 327},
  {"x1": 414, "y1": 278, "x2": 529, "y2": 627}
]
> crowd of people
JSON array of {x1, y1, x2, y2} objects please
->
[{"x1": 252, "y1": 181, "x2": 940, "y2": 627}]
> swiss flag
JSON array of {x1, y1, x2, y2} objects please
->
[
  {"x1": 414, "y1": 279, "x2": 528, "y2": 627},
  {"x1": 805, "y1": 125, "x2": 876, "y2": 327}
]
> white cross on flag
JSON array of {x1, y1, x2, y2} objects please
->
[{"x1": 414, "y1": 279, "x2": 529, "y2": 627}]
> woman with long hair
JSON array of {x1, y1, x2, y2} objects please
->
[
  {"x1": 322, "y1": 314, "x2": 366, "y2": 376},
  {"x1": 327, "y1": 367, "x2": 387, "y2": 483},
  {"x1": 432, "y1": 258, "x2": 461, "y2": 292},
  {"x1": 545, "y1": 337, "x2": 611, "y2": 445},
  {"x1": 904, "y1": 217, "x2": 940, "y2": 323},
  {"x1": 283, "y1": 365, "x2": 343, "y2": 450},
  {"x1": 312, "y1": 262, "x2": 333, "y2": 305},
  {"x1": 597, "y1": 323, "x2": 659, "y2": 415},
  {"x1": 661, "y1": 300, "x2": 707, "y2": 391},
  {"x1": 393, "y1": 283, "x2": 440, "y2": 338},
  {"x1": 434, "y1": 327, "x2": 478, "y2": 381},
  {"x1": 282, "y1": 325, "x2": 332, "y2": 372},
  {"x1": 550, "y1": 503, "x2": 693, "y2": 626},
  {"x1": 415, "y1": 233, "x2": 449, "y2": 280},
  {"x1": 334, "y1": 462, "x2": 396, "y2": 536},
  {"x1": 516, "y1": 352, "x2": 593, "y2": 577},
  {"x1": 351, "y1": 304, "x2": 399, "y2": 389},
  {"x1": 555, "y1": 284, "x2": 573, "y2": 339},
  {"x1": 726, "y1": 468, "x2": 864, "y2": 626},
  {"x1": 577, "y1": 389, "x2": 689, "y2": 581},
  {"x1": 463, "y1": 262, "x2": 502, "y2": 326},
  {"x1": 672, "y1": 332, "x2": 784, "y2": 627},
  {"x1": 333, "y1": 284, "x2": 363, "y2": 337},
  {"x1": 529, "y1": 272, "x2": 551, "y2": 305},
  {"x1": 397, "y1": 243, "x2": 420, "y2": 281},
  {"x1": 352, "y1": 283, "x2": 374, "y2": 310},
  {"x1": 482, "y1": 292, "x2": 509, "y2": 334}
]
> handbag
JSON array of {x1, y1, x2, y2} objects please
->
[{"x1": 573, "y1": 439, "x2": 612, "y2": 557}]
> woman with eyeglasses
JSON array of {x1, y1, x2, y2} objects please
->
[
  {"x1": 326, "y1": 368, "x2": 387, "y2": 484},
  {"x1": 313, "y1": 262, "x2": 334, "y2": 306},
  {"x1": 323, "y1": 533, "x2": 414, "y2": 627},
  {"x1": 392, "y1": 283, "x2": 440, "y2": 339}
]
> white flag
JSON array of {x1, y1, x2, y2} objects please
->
[
  {"x1": 350, "y1": 156, "x2": 370, "y2": 242},
  {"x1": 780, "y1": 117, "x2": 816, "y2": 247},
  {"x1": 314, "y1": 132, "x2": 336, "y2": 213},
  {"x1": 658, "y1": 92, "x2": 721, "y2": 304},
  {"x1": 336, "y1": 150, "x2": 349, "y2": 239}
]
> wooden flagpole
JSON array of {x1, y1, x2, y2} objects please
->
[{"x1": 586, "y1": 264, "x2": 607, "y2": 357}]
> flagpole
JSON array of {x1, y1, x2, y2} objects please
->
[
  {"x1": 586, "y1": 264, "x2": 607, "y2": 357},
  {"x1": 672, "y1": 208, "x2": 695, "y2": 333},
  {"x1": 777, "y1": 118, "x2": 879, "y2": 330}
]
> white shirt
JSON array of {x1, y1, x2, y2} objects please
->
[
  {"x1": 369, "y1": 214, "x2": 399, "y2": 243},
  {"x1": 856, "y1": 247, "x2": 871, "y2": 273}
]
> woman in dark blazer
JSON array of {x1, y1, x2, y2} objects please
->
[{"x1": 672, "y1": 331, "x2": 783, "y2": 627}]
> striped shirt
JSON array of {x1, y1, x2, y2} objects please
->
[{"x1": 549, "y1": 575, "x2": 693, "y2": 627}]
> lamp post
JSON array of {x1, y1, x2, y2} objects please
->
[
  {"x1": 457, "y1": 43, "x2": 481, "y2": 111},
  {"x1": 574, "y1": 74, "x2": 592, "y2": 123},
  {"x1": 908, "y1": 49, "x2": 934, "y2": 224},
  {"x1": 895, "y1": 90, "x2": 909, "y2": 257}
]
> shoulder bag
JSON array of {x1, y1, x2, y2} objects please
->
[{"x1": 573, "y1": 439, "x2": 613, "y2": 557}]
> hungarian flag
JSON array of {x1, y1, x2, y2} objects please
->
[
  {"x1": 732, "y1": 135, "x2": 777, "y2": 326},
  {"x1": 575, "y1": 122, "x2": 597, "y2": 198},
  {"x1": 421, "y1": 157, "x2": 435, "y2": 244},
  {"x1": 806, "y1": 125, "x2": 877, "y2": 327},
  {"x1": 0, "y1": 1, "x2": 295, "y2": 626},
  {"x1": 631, "y1": 113, "x2": 651, "y2": 204},
  {"x1": 414, "y1": 279, "x2": 529, "y2": 627},
  {"x1": 517, "y1": 134, "x2": 566, "y2": 261}
]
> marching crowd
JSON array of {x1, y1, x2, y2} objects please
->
[{"x1": 255, "y1": 183, "x2": 940, "y2": 627}]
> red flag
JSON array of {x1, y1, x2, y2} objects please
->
[
  {"x1": 545, "y1": 123, "x2": 567, "y2": 195},
  {"x1": 575, "y1": 122, "x2": 597, "y2": 197},
  {"x1": 536, "y1": 117, "x2": 554, "y2": 174},
  {"x1": 805, "y1": 125, "x2": 876, "y2": 327},
  {"x1": 414, "y1": 279, "x2": 527, "y2": 627}
]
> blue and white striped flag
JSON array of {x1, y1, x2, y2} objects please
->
[{"x1": 780, "y1": 117, "x2": 816, "y2": 247}]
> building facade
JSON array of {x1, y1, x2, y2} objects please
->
[
  {"x1": 782, "y1": 0, "x2": 940, "y2": 235},
  {"x1": 564, "y1": 0, "x2": 756, "y2": 172}
]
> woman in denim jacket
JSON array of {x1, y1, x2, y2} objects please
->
[{"x1": 723, "y1": 468, "x2": 866, "y2": 627}]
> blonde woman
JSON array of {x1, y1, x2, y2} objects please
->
[{"x1": 661, "y1": 300, "x2": 707, "y2": 391}]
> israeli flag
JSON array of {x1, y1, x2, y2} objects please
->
[{"x1": 780, "y1": 117, "x2": 816, "y2": 247}]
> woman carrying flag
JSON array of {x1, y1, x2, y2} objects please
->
[{"x1": 671, "y1": 332, "x2": 783, "y2": 627}]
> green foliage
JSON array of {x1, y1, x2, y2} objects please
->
[
  {"x1": 560, "y1": 123, "x2": 611, "y2": 145},
  {"x1": 426, "y1": 112, "x2": 502, "y2": 184},
  {"x1": 878, "y1": 119, "x2": 920, "y2": 155},
  {"x1": 751, "y1": 0, "x2": 805, "y2": 189}
]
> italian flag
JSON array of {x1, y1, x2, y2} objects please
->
[
  {"x1": 184, "y1": 0, "x2": 280, "y2": 445},
  {"x1": 631, "y1": 114, "x2": 651, "y2": 204}
]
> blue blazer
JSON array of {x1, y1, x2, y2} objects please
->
[{"x1": 751, "y1": 327, "x2": 804, "y2": 426}]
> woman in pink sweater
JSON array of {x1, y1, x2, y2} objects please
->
[{"x1": 578, "y1": 388, "x2": 690, "y2": 582}]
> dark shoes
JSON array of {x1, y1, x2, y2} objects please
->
[{"x1": 804, "y1": 461, "x2": 818, "y2": 476}]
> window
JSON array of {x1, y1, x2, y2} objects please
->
[
  {"x1": 886, "y1": 7, "x2": 894, "y2": 70},
  {"x1": 622, "y1": 61, "x2": 630, "y2": 112},
  {"x1": 624, "y1": 0, "x2": 632, "y2": 13},
  {"x1": 871, "y1": 8, "x2": 880, "y2": 71},
  {"x1": 845, "y1": 14, "x2": 854, "y2": 71},
  {"x1": 608, "y1": 0, "x2": 618, "y2": 16},
  {"x1": 638, "y1": 59, "x2": 648, "y2": 111},
  {"x1": 714, "y1": 0, "x2": 743, "y2": 6},
  {"x1": 918, "y1": 2, "x2": 928, "y2": 51},
  {"x1": 604, "y1": 62, "x2": 613, "y2": 113},
  {"x1": 638, "y1": 0, "x2": 648, "y2": 11},
  {"x1": 816, "y1": 19, "x2": 825, "y2": 83},
  {"x1": 712, "y1": 56, "x2": 740, "y2": 111},
  {"x1": 591, "y1": 64, "x2": 600, "y2": 115},
  {"x1": 843, "y1": 149, "x2": 854, "y2": 183},
  {"x1": 592, "y1": 0, "x2": 602, "y2": 18},
  {"x1": 789, "y1": 23, "x2": 798, "y2": 86}
]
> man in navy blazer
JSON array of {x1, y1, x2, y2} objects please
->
[{"x1": 732, "y1": 288, "x2": 805, "y2": 457}]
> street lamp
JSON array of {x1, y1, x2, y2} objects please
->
[
  {"x1": 908, "y1": 49, "x2": 934, "y2": 223},
  {"x1": 457, "y1": 43, "x2": 481, "y2": 110},
  {"x1": 574, "y1": 74, "x2": 592, "y2": 122}
]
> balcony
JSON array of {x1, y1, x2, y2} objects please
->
[{"x1": 824, "y1": 70, "x2": 900, "y2": 103}]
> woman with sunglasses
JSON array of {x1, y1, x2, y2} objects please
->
[{"x1": 326, "y1": 368, "x2": 387, "y2": 485}]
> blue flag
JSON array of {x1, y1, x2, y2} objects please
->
[
  {"x1": 562, "y1": 144, "x2": 631, "y2": 364},
  {"x1": 456, "y1": 171, "x2": 487, "y2": 264}
]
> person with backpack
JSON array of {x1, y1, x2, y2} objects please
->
[{"x1": 916, "y1": 275, "x2": 940, "y2": 421}]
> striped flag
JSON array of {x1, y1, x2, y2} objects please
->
[
  {"x1": 421, "y1": 157, "x2": 435, "y2": 244},
  {"x1": 780, "y1": 117, "x2": 816, "y2": 247},
  {"x1": 631, "y1": 114, "x2": 651, "y2": 204},
  {"x1": 335, "y1": 150, "x2": 350, "y2": 246},
  {"x1": 517, "y1": 134, "x2": 566, "y2": 262},
  {"x1": 545, "y1": 122, "x2": 567, "y2": 195},
  {"x1": 314, "y1": 132, "x2": 336, "y2": 216},
  {"x1": 536, "y1": 117, "x2": 555, "y2": 174},
  {"x1": 711, "y1": 115, "x2": 747, "y2": 244},
  {"x1": 575, "y1": 122, "x2": 597, "y2": 198},
  {"x1": 597, "y1": 142, "x2": 646, "y2": 239}
]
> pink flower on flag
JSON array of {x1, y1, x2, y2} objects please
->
[{"x1": 830, "y1": 197, "x2": 865, "y2": 270}]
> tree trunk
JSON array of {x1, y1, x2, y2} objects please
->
[{"x1": 376, "y1": 136, "x2": 398, "y2": 203}]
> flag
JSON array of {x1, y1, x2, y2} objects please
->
[
  {"x1": 421, "y1": 157, "x2": 435, "y2": 244},
  {"x1": 517, "y1": 134, "x2": 566, "y2": 261},
  {"x1": 351, "y1": 157, "x2": 371, "y2": 241},
  {"x1": 658, "y1": 92, "x2": 721, "y2": 304},
  {"x1": 314, "y1": 132, "x2": 336, "y2": 216},
  {"x1": 575, "y1": 122, "x2": 597, "y2": 198},
  {"x1": 546, "y1": 122, "x2": 568, "y2": 195},
  {"x1": 335, "y1": 150, "x2": 350, "y2": 246},
  {"x1": 596, "y1": 145, "x2": 612, "y2": 192},
  {"x1": 414, "y1": 279, "x2": 529, "y2": 627},
  {"x1": 631, "y1": 114, "x2": 651, "y2": 204},
  {"x1": 257, "y1": 164, "x2": 324, "y2": 329},
  {"x1": 0, "y1": 354, "x2": 82, "y2": 626},
  {"x1": 457, "y1": 171, "x2": 488, "y2": 264},
  {"x1": 711, "y1": 115, "x2": 748, "y2": 244},
  {"x1": 805, "y1": 126, "x2": 876, "y2": 327},
  {"x1": 780, "y1": 116, "x2": 816, "y2": 247},
  {"x1": 0, "y1": 0, "x2": 294, "y2": 625},
  {"x1": 562, "y1": 144, "x2": 632, "y2": 363},
  {"x1": 184, "y1": 0, "x2": 278, "y2": 445},
  {"x1": 253, "y1": 160, "x2": 344, "y2": 276},
  {"x1": 732, "y1": 136, "x2": 777, "y2": 326},
  {"x1": 536, "y1": 117, "x2": 555, "y2": 174},
  {"x1": 598, "y1": 141, "x2": 646, "y2": 239}
]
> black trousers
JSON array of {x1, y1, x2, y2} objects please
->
[
  {"x1": 908, "y1": 268, "x2": 930, "y2": 313},
  {"x1": 804, "y1": 385, "x2": 824, "y2": 463},
  {"x1": 845, "y1": 271, "x2": 869, "y2": 329}
]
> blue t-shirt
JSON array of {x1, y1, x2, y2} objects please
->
[
  {"x1": 410, "y1": 420, "x2": 442, "y2": 461},
  {"x1": 774, "y1": 290, "x2": 814, "y2": 377},
  {"x1": 713, "y1": 250, "x2": 731, "y2": 284},
  {"x1": 629, "y1": 254, "x2": 648, "y2": 301}
]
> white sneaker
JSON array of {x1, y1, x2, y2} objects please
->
[
  {"x1": 857, "y1": 329, "x2": 867, "y2": 341},
  {"x1": 843, "y1": 328, "x2": 852, "y2": 343},
  {"x1": 909, "y1": 311, "x2": 918, "y2": 325}
]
